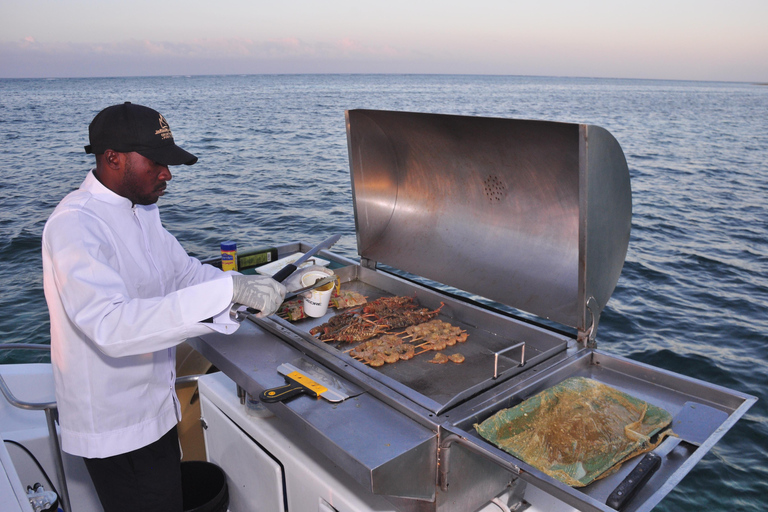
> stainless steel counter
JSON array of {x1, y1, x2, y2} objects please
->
[{"x1": 188, "y1": 319, "x2": 438, "y2": 501}]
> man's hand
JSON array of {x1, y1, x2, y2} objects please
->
[{"x1": 231, "y1": 275, "x2": 287, "y2": 317}]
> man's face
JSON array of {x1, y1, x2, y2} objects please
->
[{"x1": 121, "y1": 152, "x2": 172, "y2": 205}]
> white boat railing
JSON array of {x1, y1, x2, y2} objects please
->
[
  {"x1": 0, "y1": 343, "x2": 69, "y2": 512},
  {"x1": 1, "y1": 343, "x2": 205, "y2": 512}
]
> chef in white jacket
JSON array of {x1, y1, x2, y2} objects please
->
[{"x1": 42, "y1": 102, "x2": 288, "y2": 512}]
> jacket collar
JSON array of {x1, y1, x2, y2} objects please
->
[{"x1": 82, "y1": 169, "x2": 134, "y2": 209}]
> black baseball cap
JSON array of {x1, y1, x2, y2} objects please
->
[{"x1": 84, "y1": 102, "x2": 198, "y2": 166}]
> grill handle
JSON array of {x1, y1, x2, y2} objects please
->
[{"x1": 493, "y1": 342, "x2": 526, "y2": 379}]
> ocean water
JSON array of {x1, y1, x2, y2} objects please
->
[{"x1": 1, "y1": 74, "x2": 766, "y2": 511}]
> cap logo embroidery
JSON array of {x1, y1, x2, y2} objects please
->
[{"x1": 155, "y1": 114, "x2": 173, "y2": 140}]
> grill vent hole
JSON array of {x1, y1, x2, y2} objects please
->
[{"x1": 483, "y1": 175, "x2": 507, "y2": 202}]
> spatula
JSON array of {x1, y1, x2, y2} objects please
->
[
  {"x1": 606, "y1": 401, "x2": 729, "y2": 510},
  {"x1": 260, "y1": 358, "x2": 360, "y2": 403}
]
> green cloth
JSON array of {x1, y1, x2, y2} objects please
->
[{"x1": 475, "y1": 377, "x2": 672, "y2": 487}]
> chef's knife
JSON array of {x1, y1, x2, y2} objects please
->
[
  {"x1": 270, "y1": 233, "x2": 341, "y2": 283},
  {"x1": 260, "y1": 359, "x2": 361, "y2": 403},
  {"x1": 606, "y1": 401, "x2": 729, "y2": 510}
]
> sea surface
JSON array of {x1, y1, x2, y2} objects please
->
[{"x1": 1, "y1": 74, "x2": 766, "y2": 511}]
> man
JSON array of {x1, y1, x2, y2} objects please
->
[{"x1": 42, "y1": 102, "x2": 289, "y2": 511}]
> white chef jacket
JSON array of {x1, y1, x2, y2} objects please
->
[{"x1": 42, "y1": 170, "x2": 240, "y2": 459}]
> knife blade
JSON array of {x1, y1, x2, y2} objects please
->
[{"x1": 270, "y1": 234, "x2": 341, "y2": 283}]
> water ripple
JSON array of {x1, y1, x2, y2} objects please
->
[{"x1": 1, "y1": 75, "x2": 767, "y2": 510}]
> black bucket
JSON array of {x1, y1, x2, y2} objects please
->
[{"x1": 181, "y1": 461, "x2": 229, "y2": 512}]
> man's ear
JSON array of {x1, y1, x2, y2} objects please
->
[{"x1": 103, "y1": 149, "x2": 123, "y2": 170}]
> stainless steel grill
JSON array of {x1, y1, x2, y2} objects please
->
[{"x1": 191, "y1": 110, "x2": 755, "y2": 512}]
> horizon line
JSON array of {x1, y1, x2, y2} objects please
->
[{"x1": 0, "y1": 71, "x2": 764, "y2": 86}]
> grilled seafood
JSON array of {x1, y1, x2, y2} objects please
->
[
  {"x1": 340, "y1": 313, "x2": 471, "y2": 366},
  {"x1": 382, "y1": 349, "x2": 400, "y2": 364},
  {"x1": 311, "y1": 295, "x2": 438, "y2": 340},
  {"x1": 376, "y1": 303, "x2": 445, "y2": 329},
  {"x1": 362, "y1": 296, "x2": 417, "y2": 316},
  {"x1": 318, "y1": 317, "x2": 389, "y2": 343},
  {"x1": 368, "y1": 355, "x2": 385, "y2": 367},
  {"x1": 278, "y1": 288, "x2": 367, "y2": 322},
  {"x1": 405, "y1": 319, "x2": 466, "y2": 340},
  {"x1": 407, "y1": 320, "x2": 469, "y2": 356},
  {"x1": 312, "y1": 295, "x2": 467, "y2": 368},
  {"x1": 348, "y1": 334, "x2": 419, "y2": 366},
  {"x1": 359, "y1": 295, "x2": 444, "y2": 329},
  {"x1": 395, "y1": 343, "x2": 416, "y2": 360},
  {"x1": 309, "y1": 309, "x2": 363, "y2": 337},
  {"x1": 427, "y1": 352, "x2": 465, "y2": 364},
  {"x1": 277, "y1": 299, "x2": 305, "y2": 321},
  {"x1": 429, "y1": 352, "x2": 450, "y2": 364},
  {"x1": 330, "y1": 290, "x2": 368, "y2": 309}
]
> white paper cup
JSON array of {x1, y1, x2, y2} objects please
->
[{"x1": 301, "y1": 271, "x2": 334, "y2": 317}]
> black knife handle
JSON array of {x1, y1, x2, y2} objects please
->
[
  {"x1": 271, "y1": 263, "x2": 298, "y2": 283},
  {"x1": 260, "y1": 379, "x2": 315, "y2": 403},
  {"x1": 606, "y1": 452, "x2": 662, "y2": 510}
]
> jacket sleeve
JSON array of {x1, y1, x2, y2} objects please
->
[{"x1": 43, "y1": 209, "x2": 236, "y2": 358}]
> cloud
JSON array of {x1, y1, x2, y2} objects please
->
[
  {"x1": 1, "y1": 32, "x2": 765, "y2": 81},
  {"x1": 0, "y1": 36, "x2": 428, "y2": 78}
]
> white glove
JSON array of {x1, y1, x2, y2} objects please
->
[
  {"x1": 282, "y1": 265, "x2": 335, "y2": 294},
  {"x1": 231, "y1": 275, "x2": 287, "y2": 318}
]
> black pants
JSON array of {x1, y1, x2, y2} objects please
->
[{"x1": 84, "y1": 426, "x2": 183, "y2": 512}]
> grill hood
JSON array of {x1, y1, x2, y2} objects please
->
[{"x1": 345, "y1": 109, "x2": 632, "y2": 340}]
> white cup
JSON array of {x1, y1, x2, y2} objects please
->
[{"x1": 301, "y1": 271, "x2": 334, "y2": 317}]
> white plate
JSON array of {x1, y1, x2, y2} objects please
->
[{"x1": 255, "y1": 252, "x2": 330, "y2": 276}]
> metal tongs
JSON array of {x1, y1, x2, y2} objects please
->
[
  {"x1": 229, "y1": 234, "x2": 341, "y2": 322},
  {"x1": 282, "y1": 274, "x2": 336, "y2": 301},
  {"x1": 230, "y1": 274, "x2": 336, "y2": 322}
]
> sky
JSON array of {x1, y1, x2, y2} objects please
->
[{"x1": 1, "y1": 0, "x2": 767, "y2": 82}]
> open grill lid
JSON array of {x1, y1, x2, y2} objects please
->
[{"x1": 345, "y1": 109, "x2": 631, "y2": 339}]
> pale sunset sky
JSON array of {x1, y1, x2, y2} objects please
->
[{"x1": 1, "y1": 0, "x2": 766, "y2": 82}]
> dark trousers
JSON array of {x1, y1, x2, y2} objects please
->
[{"x1": 84, "y1": 426, "x2": 183, "y2": 512}]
